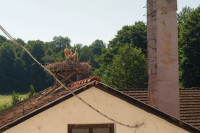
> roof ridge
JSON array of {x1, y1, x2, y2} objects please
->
[{"x1": 70, "y1": 76, "x2": 100, "y2": 87}]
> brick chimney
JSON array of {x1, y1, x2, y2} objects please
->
[{"x1": 147, "y1": 0, "x2": 180, "y2": 118}]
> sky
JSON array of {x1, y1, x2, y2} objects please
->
[{"x1": 0, "y1": 0, "x2": 199, "y2": 46}]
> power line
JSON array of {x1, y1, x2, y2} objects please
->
[{"x1": 0, "y1": 25, "x2": 144, "y2": 129}]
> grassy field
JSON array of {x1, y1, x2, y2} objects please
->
[{"x1": 0, "y1": 94, "x2": 29, "y2": 111}]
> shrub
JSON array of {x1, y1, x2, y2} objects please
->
[
  {"x1": 28, "y1": 84, "x2": 36, "y2": 97},
  {"x1": 12, "y1": 91, "x2": 21, "y2": 105}
]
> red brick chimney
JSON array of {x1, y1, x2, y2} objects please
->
[{"x1": 147, "y1": 0, "x2": 180, "y2": 118}]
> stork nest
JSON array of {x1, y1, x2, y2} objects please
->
[
  {"x1": 46, "y1": 60, "x2": 91, "y2": 77},
  {"x1": 35, "y1": 60, "x2": 91, "y2": 99}
]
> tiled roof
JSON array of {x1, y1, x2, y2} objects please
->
[
  {"x1": 70, "y1": 76, "x2": 100, "y2": 87},
  {"x1": 0, "y1": 78, "x2": 199, "y2": 132},
  {"x1": 119, "y1": 89, "x2": 148, "y2": 104},
  {"x1": 180, "y1": 88, "x2": 200, "y2": 129},
  {"x1": 0, "y1": 77, "x2": 99, "y2": 131},
  {"x1": 120, "y1": 88, "x2": 200, "y2": 129}
]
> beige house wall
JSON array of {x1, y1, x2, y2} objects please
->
[{"x1": 4, "y1": 87, "x2": 188, "y2": 133}]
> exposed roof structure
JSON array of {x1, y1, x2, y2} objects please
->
[
  {"x1": 0, "y1": 77, "x2": 99, "y2": 132},
  {"x1": 120, "y1": 88, "x2": 200, "y2": 130},
  {"x1": 0, "y1": 79, "x2": 199, "y2": 132}
]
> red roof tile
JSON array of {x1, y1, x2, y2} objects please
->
[{"x1": 70, "y1": 76, "x2": 100, "y2": 87}]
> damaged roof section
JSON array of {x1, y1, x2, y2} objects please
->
[{"x1": 0, "y1": 77, "x2": 99, "y2": 131}]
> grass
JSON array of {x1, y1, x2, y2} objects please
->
[{"x1": 0, "y1": 94, "x2": 29, "y2": 111}]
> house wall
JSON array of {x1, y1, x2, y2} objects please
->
[{"x1": 4, "y1": 87, "x2": 188, "y2": 133}]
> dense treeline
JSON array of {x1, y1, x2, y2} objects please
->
[
  {"x1": 178, "y1": 6, "x2": 200, "y2": 87},
  {"x1": 0, "y1": 6, "x2": 200, "y2": 93},
  {"x1": 0, "y1": 36, "x2": 105, "y2": 93},
  {"x1": 93, "y1": 21, "x2": 148, "y2": 89}
]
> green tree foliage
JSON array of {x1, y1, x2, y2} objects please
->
[
  {"x1": 0, "y1": 35, "x2": 7, "y2": 44},
  {"x1": 24, "y1": 40, "x2": 53, "y2": 92},
  {"x1": 93, "y1": 22, "x2": 147, "y2": 89},
  {"x1": 42, "y1": 37, "x2": 71, "y2": 63},
  {"x1": 95, "y1": 45, "x2": 147, "y2": 88},
  {"x1": 73, "y1": 43, "x2": 83, "y2": 55},
  {"x1": 0, "y1": 43, "x2": 16, "y2": 92},
  {"x1": 177, "y1": 6, "x2": 193, "y2": 46},
  {"x1": 89, "y1": 39, "x2": 106, "y2": 56},
  {"x1": 42, "y1": 41, "x2": 64, "y2": 63},
  {"x1": 109, "y1": 21, "x2": 147, "y2": 54},
  {"x1": 27, "y1": 40, "x2": 45, "y2": 63},
  {"x1": 12, "y1": 91, "x2": 21, "y2": 105},
  {"x1": 45, "y1": 42, "x2": 57, "y2": 52},
  {"x1": 79, "y1": 45, "x2": 93, "y2": 62},
  {"x1": 0, "y1": 42, "x2": 27, "y2": 92},
  {"x1": 79, "y1": 45, "x2": 97, "y2": 71},
  {"x1": 0, "y1": 34, "x2": 106, "y2": 93},
  {"x1": 53, "y1": 36, "x2": 71, "y2": 52},
  {"x1": 42, "y1": 50, "x2": 64, "y2": 63},
  {"x1": 179, "y1": 6, "x2": 200, "y2": 87},
  {"x1": 78, "y1": 40, "x2": 106, "y2": 69},
  {"x1": 92, "y1": 48, "x2": 114, "y2": 79},
  {"x1": 177, "y1": 6, "x2": 193, "y2": 26},
  {"x1": 28, "y1": 84, "x2": 35, "y2": 97}
]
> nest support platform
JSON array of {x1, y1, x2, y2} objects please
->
[{"x1": 46, "y1": 60, "x2": 91, "y2": 87}]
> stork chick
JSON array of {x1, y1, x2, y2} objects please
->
[
  {"x1": 64, "y1": 45, "x2": 70, "y2": 59},
  {"x1": 72, "y1": 48, "x2": 78, "y2": 62}
]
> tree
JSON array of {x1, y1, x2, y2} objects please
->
[
  {"x1": 74, "y1": 43, "x2": 82, "y2": 50},
  {"x1": 12, "y1": 91, "x2": 21, "y2": 105},
  {"x1": 73, "y1": 43, "x2": 83, "y2": 58},
  {"x1": 30, "y1": 41, "x2": 52, "y2": 91},
  {"x1": 28, "y1": 40, "x2": 45, "y2": 63},
  {"x1": 93, "y1": 22, "x2": 147, "y2": 88},
  {"x1": 177, "y1": 6, "x2": 194, "y2": 47},
  {"x1": 97, "y1": 45, "x2": 147, "y2": 89},
  {"x1": 109, "y1": 21, "x2": 147, "y2": 54},
  {"x1": 79, "y1": 45, "x2": 97, "y2": 69},
  {"x1": 42, "y1": 51, "x2": 64, "y2": 63},
  {"x1": 53, "y1": 36, "x2": 71, "y2": 52},
  {"x1": 45, "y1": 42, "x2": 57, "y2": 53},
  {"x1": 177, "y1": 6, "x2": 193, "y2": 26},
  {"x1": 42, "y1": 41, "x2": 64, "y2": 63},
  {"x1": 0, "y1": 42, "x2": 20, "y2": 92},
  {"x1": 0, "y1": 39, "x2": 29, "y2": 93},
  {"x1": 0, "y1": 35, "x2": 7, "y2": 44},
  {"x1": 28, "y1": 84, "x2": 35, "y2": 97},
  {"x1": 179, "y1": 6, "x2": 200, "y2": 87},
  {"x1": 89, "y1": 39, "x2": 106, "y2": 56},
  {"x1": 21, "y1": 40, "x2": 53, "y2": 92},
  {"x1": 92, "y1": 48, "x2": 114, "y2": 77},
  {"x1": 15, "y1": 38, "x2": 26, "y2": 57}
]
